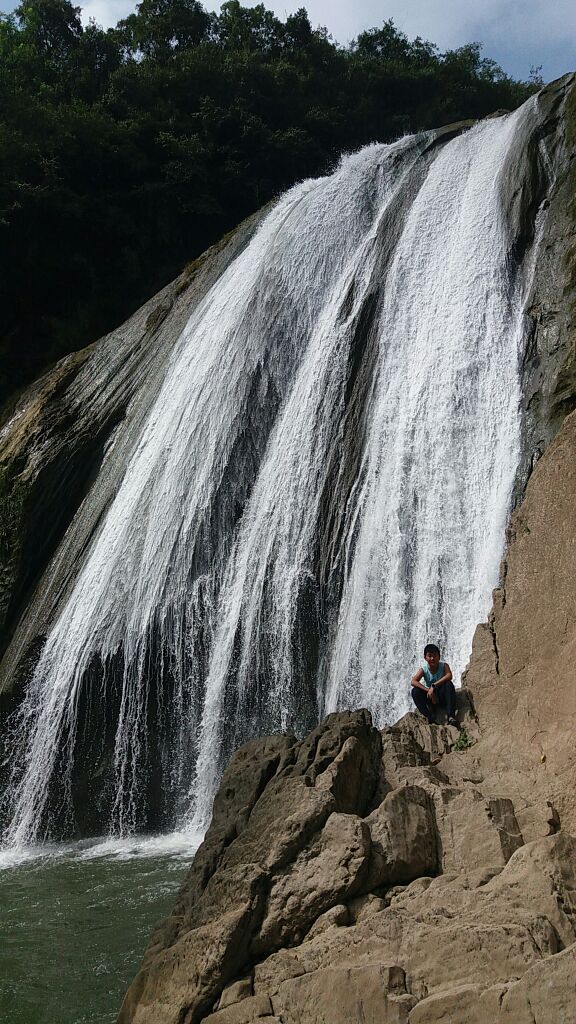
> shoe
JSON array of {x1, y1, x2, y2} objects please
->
[{"x1": 447, "y1": 716, "x2": 459, "y2": 729}]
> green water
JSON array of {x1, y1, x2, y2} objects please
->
[{"x1": 0, "y1": 833, "x2": 200, "y2": 1024}]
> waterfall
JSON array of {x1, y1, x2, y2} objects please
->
[
  {"x1": 326, "y1": 113, "x2": 527, "y2": 722},
  {"x1": 2, "y1": 100, "x2": 542, "y2": 846}
]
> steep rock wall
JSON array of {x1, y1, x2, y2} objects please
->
[
  {"x1": 520, "y1": 75, "x2": 576, "y2": 459},
  {"x1": 463, "y1": 405, "x2": 576, "y2": 834}
]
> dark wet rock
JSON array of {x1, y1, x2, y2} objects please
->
[{"x1": 515, "y1": 75, "x2": 576, "y2": 477}]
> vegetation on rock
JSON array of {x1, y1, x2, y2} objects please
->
[
  {"x1": 452, "y1": 726, "x2": 475, "y2": 751},
  {"x1": 0, "y1": 0, "x2": 536, "y2": 405}
]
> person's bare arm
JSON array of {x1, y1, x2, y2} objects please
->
[
  {"x1": 433, "y1": 662, "x2": 453, "y2": 687},
  {"x1": 411, "y1": 667, "x2": 429, "y2": 692}
]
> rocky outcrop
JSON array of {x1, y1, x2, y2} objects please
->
[{"x1": 119, "y1": 701, "x2": 575, "y2": 1024}]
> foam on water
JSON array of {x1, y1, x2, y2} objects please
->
[{"x1": 0, "y1": 831, "x2": 202, "y2": 871}]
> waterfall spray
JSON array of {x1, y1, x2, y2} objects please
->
[{"x1": 2, "y1": 99, "x2": 544, "y2": 846}]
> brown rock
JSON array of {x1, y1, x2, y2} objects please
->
[
  {"x1": 365, "y1": 785, "x2": 437, "y2": 888},
  {"x1": 433, "y1": 788, "x2": 523, "y2": 872},
  {"x1": 202, "y1": 995, "x2": 273, "y2": 1024},
  {"x1": 348, "y1": 894, "x2": 387, "y2": 922},
  {"x1": 408, "y1": 943, "x2": 576, "y2": 1023},
  {"x1": 218, "y1": 976, "x2": 254, "y2": 1010},
  {"x1": 119, "y1": 710, "x2": 576, "y2": 1024},
  {"x1": 118, "y1": 905, "x2": 256, "y2": 1024},
  {"x1": 253, "y1": 951, "x2": 305, "y2": 997},
  {"x1": 119, "y1": 711, "x2": 382, "y2": 1023},
  {"x1": 159, "y1": 734, "x2": 296, "y2": 951},
  {"x1": 408, "y1": 984, "x2": 481, "y2": 1023},
  {"x1": 249, "y1": 833, "x2": 576, "y2": 1021},
  {"x1": 273, "y1": 964, "x2": 417, "y2": 1024},
  {"x1": 304, "y1": 904, "x2": 350, "y2": 939},
  {"x1": 254, "y1": 812, "x2": 370, "y2": 953},
  {"x1": 378, "y1": 716, "x2": 524, "y2": 874},
  {"x1": 498, "y1": 941, "x2": 576, "y2": 1023},
  {"x1": 464, "y1": 407, "x2": 576, "y2": 835}
]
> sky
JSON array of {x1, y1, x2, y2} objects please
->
[{"x1": 1, "y1": 0, "x2": 575, "y2": 83}]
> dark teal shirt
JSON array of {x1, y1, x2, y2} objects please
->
[{"x1": 422, "y1": 662, "x2": 445, "y2": 687}]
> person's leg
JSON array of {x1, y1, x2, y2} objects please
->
[
  {"x1": 437, "y1": 681, "x2": 457, "y2": 721},
  {"x1": 411, "y1": 687, "x2": 434, "y2": 723}
]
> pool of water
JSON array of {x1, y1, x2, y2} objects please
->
[{"x1": 0, "y1": 832, "x2": 202, "y2": 1024}]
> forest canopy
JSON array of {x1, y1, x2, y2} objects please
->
[{"x1": 0, "y1": 0, "x2": 538, "y2": 403}]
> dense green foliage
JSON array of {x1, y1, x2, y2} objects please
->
[{"x1": 0, "y1": 0, "x2": 535, "y2": 402}]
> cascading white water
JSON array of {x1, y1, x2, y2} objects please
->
[
  {"x1": 326, "y1": 112, "x2": 526, "y2": 723},
  {"x1": 2, "y1": 101, "x2": 542, "y2": 847}
]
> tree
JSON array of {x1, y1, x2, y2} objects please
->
[
  {"x1": 118, "y1": 0, "x2": 210, "y2": 60},
  {"x1": 354, "y1": 19, "x2": 412, "y2": 61},
  {"x1": 15, "y1": 0, "x2": 82, "y2": 58},
  {"x1": 214, "y1": 1, "x2": 284, "y2": 54}
]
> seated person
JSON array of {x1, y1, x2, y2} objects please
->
[{"x1": 411, "y1": 643, "x2": 458, "y2": 727}]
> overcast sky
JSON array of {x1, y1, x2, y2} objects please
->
[{"x1": 1, "y1": 0, "x2": 575, "y2": 82}]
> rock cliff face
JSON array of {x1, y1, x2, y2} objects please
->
[
  {"x1": 520, "y1": 76, "x2": 576, "y2": 461},
  {"x1": 118, "y1": 696, "x2": 575, "y2": 1024},
  {"x1": 463, "y1": 406, "x2": 576, "y2": 836}
]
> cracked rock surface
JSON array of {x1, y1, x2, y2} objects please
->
[{"x1": 118, "y1": 700, "x2": 576, "y2": 1024}]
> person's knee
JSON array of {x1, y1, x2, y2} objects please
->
[
  {"x1": 411, "y1": 688, "x2": 430, "y2": 714},
  {"x1": 440, "y1": 680, "x2": 456, "y2": 700}
]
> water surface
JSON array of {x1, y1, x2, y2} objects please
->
[{"x1": 0, "y1": 833, "x2": 200, "y2": 1024}]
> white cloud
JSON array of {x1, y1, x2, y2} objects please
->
[
  {"x1": 277, "y1": 0, "x2": 576, "y2": 80},
  {"x1": 80, "y1": 0, "x2": 134, "y2": 24},
  {"x1": 280, "y1": 0, "x2": 576, "y2": 50}
]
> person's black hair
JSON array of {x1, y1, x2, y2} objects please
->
[{"x1": 423, "y1": 643, "x2": 440, "y2": 657}]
